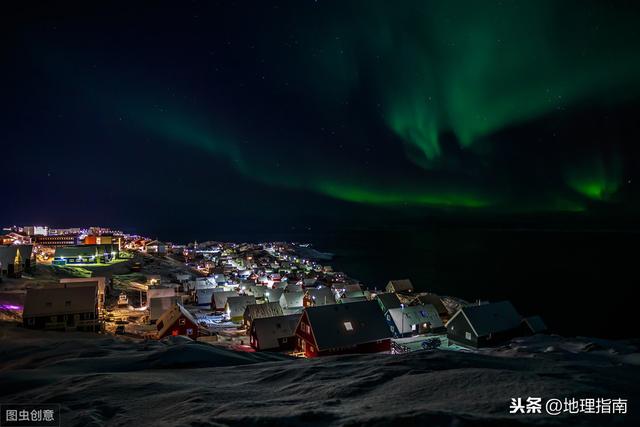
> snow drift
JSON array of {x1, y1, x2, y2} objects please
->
[{"x1": 1, "y1": 324, "x2": 638, "y2": 426}]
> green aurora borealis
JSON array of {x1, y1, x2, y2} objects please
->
[{"x1": 21, "y1": 0, "x2": 640, "y2": 214}]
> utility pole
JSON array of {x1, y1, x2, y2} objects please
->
[{"x1": 400, "y1": 303, "x2": 405, "y2": 338}]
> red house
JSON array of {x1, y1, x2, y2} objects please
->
[
  {"x1": 156, "y1": 303, "x2": 199, "y2": 340},
  {"x1": 295, "y1": 300, "x2": 392, "y2": 357}
]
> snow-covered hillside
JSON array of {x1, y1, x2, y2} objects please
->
[{"x1": 0, "y1": 324, "x2": 638, "y2": 426}]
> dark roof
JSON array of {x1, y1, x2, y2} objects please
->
[
  {"x1": 252, "y1": 314, "x2": 301, "y2": 349},
  {"x1": 376, "y1": 293, "x2": 402, "y2": 310},
  {"x1": 211, "y1": 291, "x2": 238, "y2": 309},
  {"x1": 416, "y1": 293, "x2": 448, "y2": 315},
  {"x1": 459, "y1": 301, "x2": 522, "y2": 337},
  {"x1": 305, "y1": 287, "x2": 336, "y2": 305},
  {"x1": 304, "y1": 300, "x2": 391, "y2": 351},
  {"x1": 523, "y1": 315, "x2": 547, "y2": 334},
  {"x1": 243, "y1": 302, "x2": 283, "y2": 321},
  {"x1": 23, "y1": 285, "x2": 97, "y2": 318},
  {"x1": 386, "y1": 279, "x2": 414, "y2": 292}
]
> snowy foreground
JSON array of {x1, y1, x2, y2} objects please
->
[{"x1": 1, "y1": 325, "x2": 639, "y2": 426}]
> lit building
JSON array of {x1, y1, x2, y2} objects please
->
[
  {"x1": 48, "y1": 228, "x2": 81, "y2": 236},
  {"x1": 22, "y1": 283, "x2": 99, "y2": 332},
  {"x1": 0, "y1": 231, "x2": 31, "y2": 245},
  {"x1": 35, "y1": 234, "x2": 80, "y2": 248},
  {"x1": 22, "y1": 226, "x2": 49, "y2": 236},
  {"x1": 53, "y1": 244, "x2": 119, "y2": 265}
]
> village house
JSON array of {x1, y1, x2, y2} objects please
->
[
  {"x1": 332, "y1": 283, "x2": 362, "y2": 294},
  {"x1": 415, "y1": 293, "x2": 450, "y2": 321},
  {"x1": 522, "y1": 315, "x2": 547, "y2": 334},
  {"x1": 446, "y1": 301, "x2": 523, "y2": 348},
  {"x1": 385, "y1": 303, "x2": 444, "y2": 338},
  {"x1": 148, "y1": 287, "x2": 178, "y2": 323},
  {"x1": 250, "y1": 314, "x2": 301, "y2": 352},
  {"x1": 156, "y1": 303, "x2": 199, "y2": 339},
  {"x1": 337, "y1": 289, "x2": 371, "y2": 304},
  {"x1": 242, "y1": 301, "x2": 283, "y2": 327},
  {"x1": 279, "y1": 292, "x2": 304, "y2": 312},
  {"x1": 303, "y1": 287, "x2": 336, "y2": 307},
  {"x1": 195, "y1": 288, "x2": 215, "y2": 309},
  {"x1": 247, "y1": 285, "x2": 267, "y2": 299},
  {"x1": 386, "y1": 279, "x2": 414, "y2": 293},
  {"x1": 295, "y1": 300, "x2": 392, "y2": 357},
  {"x1": 375, "y1": 292, "x2": 402, "y2": 313},
  {"x1": 145, "y1": 240, "x2": 167, "y2": 254},
  {"x1": 284, "y1": 282, "x2": 302, "y2": 293},
  {"x1": 211, "y1": 290, "x2": 238, "y2": 311},
  {"x1": 264, "y1": 288, "x2": 284, "y2": 304},
  {"x1": 174, "y1": 273, "x2": 192, "y2": 284},
  {"x1": 23, "y1": 283, "x2": 99, "y2": 332},
  {"x1": 225, "y1": 295, "x2": 257, "y2": 322}
]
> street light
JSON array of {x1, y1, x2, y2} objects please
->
[{"x1": 400, "y1": 303, "x2": 405, "y2": 338}]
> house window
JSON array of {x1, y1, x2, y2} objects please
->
[
  {"x1": 179, "y1": 318, "x2": 186, "y2": 326},
  {"x1": 343, "y1": 321, "x2": 353, "y2": 331},
  {"x1": 465, "y1": 332, "x2": 472, "y2": 340},
  {"x1": 419, "y1": 310, "x2": 426, "y2": 317},
  {"x1": 186, "y1": 328, "x2": 193, "y2": 335},
  {"x1": 282, "y1": 337, "x2": 287, "y2": 343},
  {"x1": 27, "y1": 318, "x2": 35, "y2": 325}
]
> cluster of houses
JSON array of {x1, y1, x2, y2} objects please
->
[
  {"x1": 142, "y1": 243, "x2": 547, "y2": 356},
  {"x1": 14, "y1": 240, "x2": 547, "y2": 357}
]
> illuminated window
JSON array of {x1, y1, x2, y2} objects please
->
[
  {"x1": 343, "y1": 321, "x2": 353, "y2": 331},
  {"x1": 179, "y1": 318, "x2": 186, "y2": 326}
]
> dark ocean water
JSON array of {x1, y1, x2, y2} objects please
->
[
  {"x1": 201, "y1": 223, "x2": 637, "y2": 340},
  {"x1": 316, "y1": 227, "x2": 637, "y2": 340}
]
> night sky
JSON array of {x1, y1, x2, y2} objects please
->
[{"x1": 3, "y1": 1, "x2": 640, "y2": 241}]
